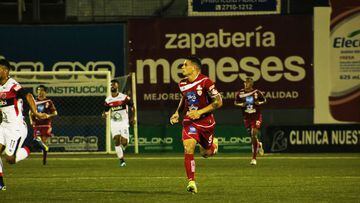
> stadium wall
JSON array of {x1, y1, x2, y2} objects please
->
[{"x1": 0, "y1": 9, "x2": 358, "y2": 153}]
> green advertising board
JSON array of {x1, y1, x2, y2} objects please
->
[{"x1": 121, "y1": 124, "x2": 252, "y2": 153}]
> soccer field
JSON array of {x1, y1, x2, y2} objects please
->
[{"x1": 1, "y1": 153, "x2": 359, "y2": 202}]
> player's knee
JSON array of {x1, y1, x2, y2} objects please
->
[
  {"x1": 114, "y1": 136, "x2": 121, "y2": 146},
  {"x1": 184, "y1": 146, "x2": 194, "y2": 154},
  {"x1": 121, "y1": 139, "x2": 128, "y2": 147},
  {"x1": 5, "y1": 155, "x2": 16, "y2": 164}
]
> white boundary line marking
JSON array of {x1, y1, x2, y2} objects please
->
[{"x1": 28, "y1": 156, "x2": 360, "y2": 161}]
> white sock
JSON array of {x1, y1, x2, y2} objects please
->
[
  {"x1": 15, "y1": 147, "x2": 30, "y2": 163},
  {"x1": 115, "y1": 146, "x2": 124, "y2": 159}
]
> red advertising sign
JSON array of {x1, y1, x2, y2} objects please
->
[{"x1": 128, "y1": 16, "x2": 313, "y2": 109}]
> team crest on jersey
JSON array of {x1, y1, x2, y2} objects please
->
[
  {"x1": 0, "y1": 93, "x2": 6, "y2": 99},
  {"x1": 188, "y1": 126, "x2": 197, "y2": 134},
  {"x1": 0, "y1": 100, "x2": 7, "y2": 106},
  {"x1": 196, "y1": 85, "x2": 203, "y2": 96}
]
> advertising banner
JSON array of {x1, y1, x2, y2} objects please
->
[
  {"x1": 329, "y1": 1, "x2": 360, "y2": 122},
  {"x1": 0, "y1": 24, "x2": 126, "y2": 90},
  {"x1": 265, "y1": 125, "x2": 360, "y2": 153},
  {"x1": 125, "y1": 125, "x2": 251, "y2": 153},
  {"x1": 129, "y1": 16, "x2": 313, "y2": 109},
  {"x1": 188, "y1": 0, "x2": 281, "y2": 16}
]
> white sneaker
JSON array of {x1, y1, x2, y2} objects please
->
[
  {"x1": 258, "y1": 142, "x2": 264, "y2": 156},
  {"x1": 250, "y1": 159, "x2": 257, "y2": 165}
]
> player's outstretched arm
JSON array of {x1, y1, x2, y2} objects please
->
[
  {"x1": 234, "y1": 100, "x2": 245, "y2": 107},
  {"x1": 170, "y1": 96, "x2": 184, "y2": 125},
  {"x1": 255, "y1": 91, "x2": 267, "y2": 105}
]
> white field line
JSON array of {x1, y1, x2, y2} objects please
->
[
  {"x1": 28, "y1": 156, "x2": 360, "y2": 161},
  {"x1": 11, "y1": 176, "x2": 360, "y2": 181}
]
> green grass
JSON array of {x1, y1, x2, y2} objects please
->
[{"x1": 1, "y1": 153, "x2": 359, "y2": 202}]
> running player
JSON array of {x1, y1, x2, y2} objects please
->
[
  {"x1": 103, "y1": 79, "x2": 135, "y2": 167},
  {"x1": 0, "y1": 59, "x2": 47, "y2": 190},
  {"x1": 29, "y1": 85, "x2": 58, "y2": 165},
  {"x1": 234, "y1": 77, "x2": 266, "y2": 165},
  {"x1": 170, "y1": 56, "x2": 222, "y2": 194}
]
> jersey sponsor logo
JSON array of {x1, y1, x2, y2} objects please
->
[
  {"x1": 245, "y1": 96, "x2": 254, "y2": 105},
  {"x1": 111, "y1": 105, "x2": 125, "y2": 111},
  {"x1": 186, "y1": 91, "x2": 199, "y2": 105},
  {"x1": 37, "y1": 104, "x2": 45, "y2": 112}
]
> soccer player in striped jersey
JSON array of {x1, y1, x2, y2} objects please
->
[
  {"x1": 170, "y1": 56, "x2": 222, "y2": 194},
  {"x1": 29, "y1": 85, "x2": 58, "y2": 165},
  {"x1": 0, "y1": 59, "x2": 47, "y2": 191},
  {"x1": 103, "y1": 79, "x2": 135, "y2": 167},
  {"x1": 234, "y1": 77, "x2": 266, "y2": 165}
]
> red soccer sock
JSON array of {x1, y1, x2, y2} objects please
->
[
  {"x1": 184, "y1": 154, "x2": 195, "y2": 181},
  {"x1": 252, "y1": 141, "x2": 258, "y2": 159}
]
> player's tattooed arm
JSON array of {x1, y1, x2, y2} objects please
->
[
  {"x1": 211, "y1": 94, "x2": 223, "y2": 109},
  {"x1": 170, "y1": 96, "x2": 184, "y2": 125},
  {"x1": 189, "y1": 92, "x2": 223, "y2": 120}
]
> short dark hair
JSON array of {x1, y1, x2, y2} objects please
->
[
  {"x1": 0, "y1": 59, "x2": 11, "y2": 71},
  {"x1": 37, "y1": 85, "x2": 48, "y2": 92},
  {"x1": 185, "y1": 56, "x2": 202, "y2": 69},
  {"x1": 111, "y1": 79, "x2": 120, "y2": 85},
  {"x1": 245, "y1": 77, "x2": 254, "y2": 84}
]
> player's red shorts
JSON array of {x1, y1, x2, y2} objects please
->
[
  {"x1": 244, "y1": 113, "x2": 262, "y2": 130},
  {"x1": 182, "y1": 124, "x2": 215, "y2": 150},
  {"x1": 33, "y1": 126, "x2": 52, "y2": 137}
]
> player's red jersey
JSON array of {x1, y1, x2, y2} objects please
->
[
  {"x1": 235, "y1": 89, "x2": 266, "y2": 129},
  {"x1": 235, "y1": 89, "x2": 265, "y2": 120},
  {"x1": 31, "y1": 98, "x2": 56, "y2": 126},
  {"x1": 179, "y1": 74, "x2": 220, "y2": 128}
]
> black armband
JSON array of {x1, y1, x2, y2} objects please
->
[
  {"x1": 128, "y1": 99, "x2": 134, "y2": 107},
  {"x1": 104, "y1": 105, "x2": 110, "y2": 112}
]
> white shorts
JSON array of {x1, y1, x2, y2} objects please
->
[
  {"x1": 0, "y1": 122, "x2": 28, "y2": 156},
  {"x1": 111, "y1": 123, "x2": 129, "y2": 140}
]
